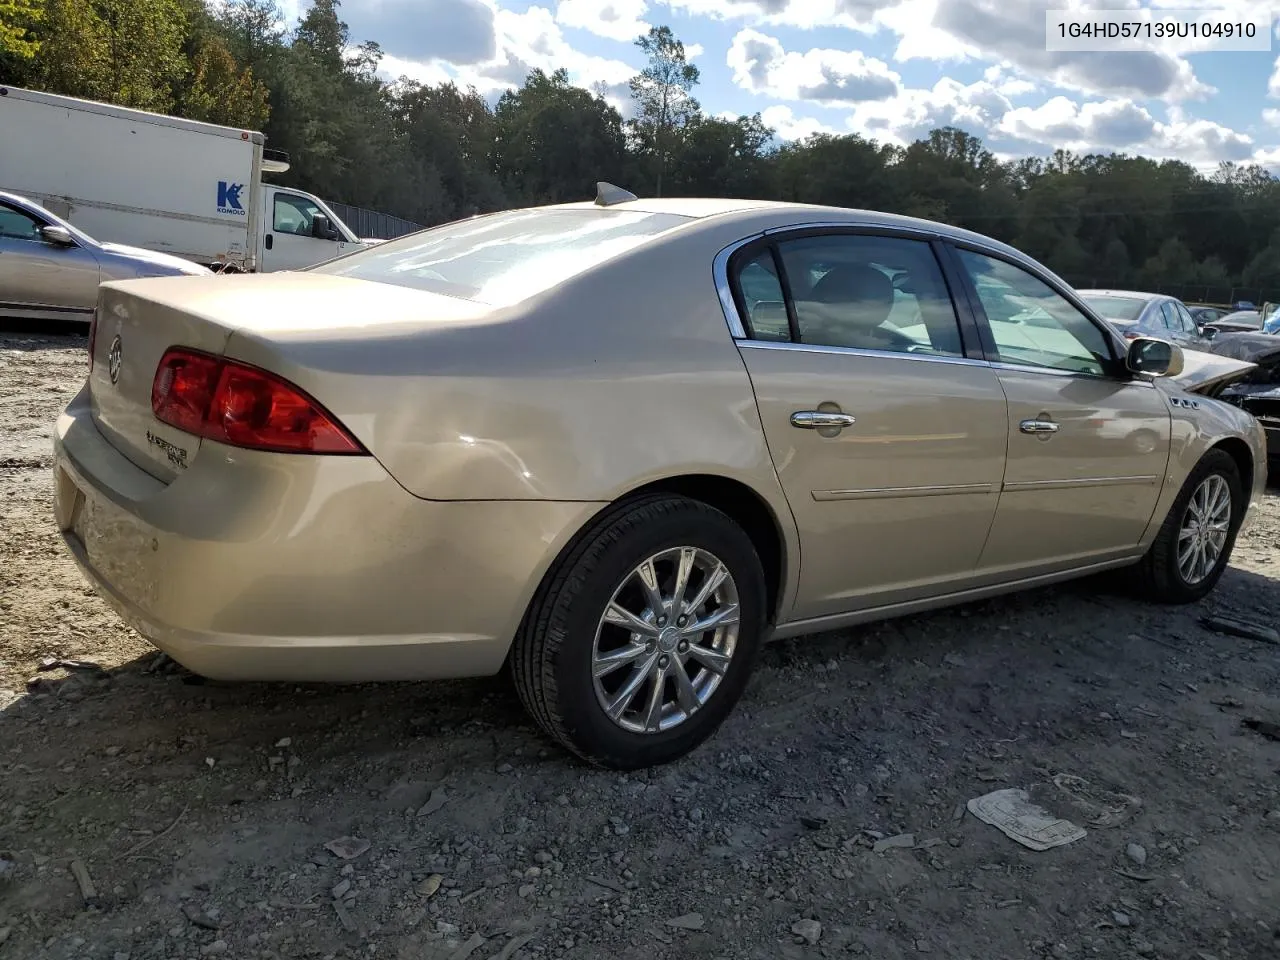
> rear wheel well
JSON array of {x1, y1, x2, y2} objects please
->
[
  {"x1": 616, "y1": 475, "x2": 787, "y2": 625},
  {"x1": 1211, "y1": 437, "x2": 1253, "y2": 500}
]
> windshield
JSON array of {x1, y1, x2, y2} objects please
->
[
  {"x1": 1080, "y1": 295, "x2": 1145, "y2": 322},
  {"x1": 1265, "y1": 310, "x2": 1280, "y2": 334},
  {"x1": 310, "y1": 208, "x2": 693, "y2": 306}
]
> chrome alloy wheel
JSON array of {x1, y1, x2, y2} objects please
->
[
  {"x1": 1178, "y1": 473, "x2": 1232, "y2": 585},
  {"x1": 591, "y1": 546, "x2": 740, "y2": 735}
]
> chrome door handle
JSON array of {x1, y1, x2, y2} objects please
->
[
  {"x1": 791, "y1": 411, "x2": 856, "y2": 429},
  {"x1": 1019, "y1": 419, "x2": 1059, "y2": 435}
]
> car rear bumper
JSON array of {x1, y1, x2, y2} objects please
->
[{"x1": 52, "y1": 384, "x2": 603, "y2": 682}]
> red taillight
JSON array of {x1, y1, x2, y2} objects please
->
[
  {"x1": 151, "y1": 348, "x2": 365, "y2": 455},
  {"x1": 87, "y1": 310, "x2": 98, "y2": 371},
  {"x1": 1123, "y1": 331, "x2": 1138, "y2": 339}
]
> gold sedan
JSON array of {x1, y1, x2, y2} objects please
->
[{"x1": 53, "y1": 187, "x2": 1268, "y2": 769}]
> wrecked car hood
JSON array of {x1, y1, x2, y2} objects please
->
[
  {"x1": 1205, "y1": 332, "x2": 1280, "y2": 366},
  {"x1": 1167, "y1": 349, "x2": 1258, "y2": 396}
]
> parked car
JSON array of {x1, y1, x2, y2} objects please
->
[
  {"x1": 1205, "y1": 310, "x2": 1264, "y2": 335},
  {"x1": 53, "y1": 189, "x2": 1267, "y2": 769},
  {"x1": 1, "y1": 191, "x2": 209, "y2": 323},
  {"x1": 1076, "y1": 289, "x2": 1215, "y2": 352},
  {"x1": 1208, "y1": 332, "x2": 1280, "y2": 461},
  {"x1": 1188, "y1": 305, "x2": 1228, "y2": 328},
  {"x1": 1, "y1": 85, "x2": 367, "y2": 272}
]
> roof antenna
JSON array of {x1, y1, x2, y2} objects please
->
[{"x1": 595, "y1": 181, "x2": 638, "y2": 206}]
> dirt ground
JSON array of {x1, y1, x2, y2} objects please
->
[{"x1": 2, "y1": 325, "x2": 1280, "y2": 960}]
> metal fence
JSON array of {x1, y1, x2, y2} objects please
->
[
  {"x1": 327, "y1": 201, "x2": 423, "y2": 240},
  {"x1": 1061, "y1": 278, "x2": 1278, "y2": 309}
]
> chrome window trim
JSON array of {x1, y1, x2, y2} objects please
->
[
  {"x1": 737, "y1": 338, "x2": 990, "y2": 368},
  {"x1": 990, "y1": 359, "x2": 1157, "y2": 388}
]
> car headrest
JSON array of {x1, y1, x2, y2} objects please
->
[{"x1": 810, "y1": 264, "x2": 895, "y2": 326}]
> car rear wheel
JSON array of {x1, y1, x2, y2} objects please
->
[
  {"x1": 1132, "y1": 449, "x2": 1244, "y2": 603},
  {"x1": 511, "y1": 494, "x2": 766, "y2": 769}
]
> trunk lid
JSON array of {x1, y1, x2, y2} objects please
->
[{"x1": 88, "y1": 273, "x2": 490, "y2": 482}]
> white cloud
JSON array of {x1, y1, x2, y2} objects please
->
[
  {"x1": 761, "y1": 105, "x2": 840, "y2": 140},
  {"x1": 1269, "y1": 55, "x2": 1280, "y2": 98},
  {"x1": 727, "y1": 28, "x2": 900, "y2": 105},
  {"x1": 996, "y1": 95, "x2": 1255, "y2": 163},
  {"x1": 1265, "y1": 108, "x2": 1280, "y2": 127},
  {"x1": 661, "y1": 0, "x2": 885, "y2": 30},
  {"x1": 982, "y1": 65, "x2": 1036, "y2": 98},
  {"x1": 848, "y1": 77, "x2": 1014, "y2": 144},
  {"x1": 555, "y1": 0, "x2": 651, "y2": 43},
  {"x1": 343, "y1": 0, "x2": 498, "y2": 65},
  {"x1": 377, "y1": 4, "x2": 637, "y2": 101}
]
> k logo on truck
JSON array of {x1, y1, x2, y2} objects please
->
[{"x1": 217, "y1": 181, "x2": 246, "y2": 216}]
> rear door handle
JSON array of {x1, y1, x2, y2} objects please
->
[
  {"x1": 791, "y1": 411, "x2": 856, "y2": 429},
  {"x1": 1019, "y1": 419, "x2": 1059, "y2": 435}
]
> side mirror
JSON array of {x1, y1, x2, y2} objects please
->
[
  {"x1": 311, "y1": 215, "x2": 339, "y2": 241},
  {"x1": 40, "y1": 225, "x2": 75, "y2": 246},
  {"x1": 1126, "y1": 336, "x2": 1185, "y2": 378}
]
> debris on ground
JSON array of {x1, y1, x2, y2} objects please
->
[
  {"x1": 324, "y1": 836, "x2": 371, "y2": 860},
  {"x1": 1199, "y1": 614, "x2": 1280, "y2": 645},
  {"x1": 873, "y1": 833, "x2": 915, "y2": 852},
  {"x1": 791, "y1": 919, "x2": 822, "y2": 945},
  {"x1": 1242, "y1": 717, "x2": 1280, "y2": 741},
  {"x1": 1125, "y1": 843, "x2": 1148, "y2": 866},
  {"x1": 1051, "y1": 775, "x2": 1142, "y2": 828},
  {"x1": 37, "y1": 657, "x2": 105, "y2": 673},
  {"x1": 68, "y1": 859, "x2": 96, "y2": 902},
  {"x1": 967, "y1": 789, "x2": 1086, "y2": 851},
  {"x1": 181, "y1": 904, "x2": 220, "y2": 930},
  {"x1": 416, "y1": 787, "x2": 449, "y2": 818},
  {"x1": 665, "y1": 913, "x2": 704, "y2": 931},
  {"x1": 417, "y1": 874, "x2": 443, "y2": 898}
]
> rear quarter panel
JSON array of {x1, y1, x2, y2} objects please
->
[{"x1": 221, "y1": 215, "x2": 801, "y2": 558}]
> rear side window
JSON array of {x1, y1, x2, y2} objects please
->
[
  {"x1": 312, "y1": 209, "x2": 692, "y2": 307},
  {"x1": 732, "y1": 233, "x2": 966, "y2": 357}
]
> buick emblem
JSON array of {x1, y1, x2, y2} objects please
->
[{"x1": 107, "y1": 335, "x2": 123, "y2": 385}]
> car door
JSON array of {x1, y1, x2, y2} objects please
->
[
  {"x1": 1172, "y1": 301, "x2": 1211, "y2": 351},
  {"x1": 729, "y1": 228, "x2": 1009, "y2": 620},
  {"x1": 949, "y1": 246, "x2": 1172, "y2": 575},
  {"x1": 1154, "y1": 300, "x2": 1195, "y2": 349},
  {"x1": 261, "y1": 191, "x2": 351, "y2": 272},
  {"x1": 0, "y1": 201, "x2": 100, "y2": 317}
]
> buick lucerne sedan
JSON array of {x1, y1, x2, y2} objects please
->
[{"x1": 54, "y1": 188, "x2": 1267, "y2": 769}]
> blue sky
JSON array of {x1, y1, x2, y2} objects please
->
[{"x1": 277, "y1": 0, "x2": 1280, "y2": 170}]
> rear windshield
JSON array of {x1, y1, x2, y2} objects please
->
[
  {"x1": 310, "y1": 208, "x2": 693, "y2": 306},
  {"x1": 1080, "y1": 295, "x2": 1145, "y2": 322}
]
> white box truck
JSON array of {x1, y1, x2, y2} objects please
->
[{"x1": 0, "y1": 85, "x2": 370, "y2": 273}]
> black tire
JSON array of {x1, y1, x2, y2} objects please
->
[
  {"x1": 1131, "y1": 448, "x2": 1244, "y2": 604},
  {"x1": 511, "y1": 494, "x2": 767, "y2": 770}
]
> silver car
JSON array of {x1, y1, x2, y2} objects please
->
[
  {"x1": 1077, "y1": 289, "x2": 1215, "y2": 353},
  {"x1": 0, "y1": 190, "x2": 209, "y2": 323}
]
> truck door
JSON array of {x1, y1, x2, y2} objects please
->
[{"x1": 261, "y1": 190, "x2": 351, "y2": 272}]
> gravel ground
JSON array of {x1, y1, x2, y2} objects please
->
[{"x1": 2, "y1": 326, "x2": 1280, "y2": 960}]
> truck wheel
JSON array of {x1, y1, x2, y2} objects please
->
[
  {"x1": 1132, "y1": 449, "x2": 1244, "y2": 604},
  {"x1": 511, "y1": 494, "x2": 766, "y2": 770}
]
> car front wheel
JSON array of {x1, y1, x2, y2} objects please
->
[
  {"x1": 511, "y1": 494, "x2": 767, "y2": 769},
  {"x1": 1132, "y1": 448, "x2": 1244, "y2": 603}
]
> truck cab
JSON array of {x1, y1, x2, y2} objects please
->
[{"x1": 259, "y1": 186, "x2": 363, "y2": 272}]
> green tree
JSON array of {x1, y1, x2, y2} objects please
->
[
  {"x1": 0, "y1": 0, "x2": 43, "y2": 60},
  {"x1": 627, "y1": 25, "x2": 699, "y2": 197},
  {"x1": 34, "y1": 0, "x2": 187, "y2": 110},
  {"x1": 180, "y1": 35, "x2": 269, "y2": 128},
  {"x1": 494, "y1": 68, "x2": 626, "y2": 204}
]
